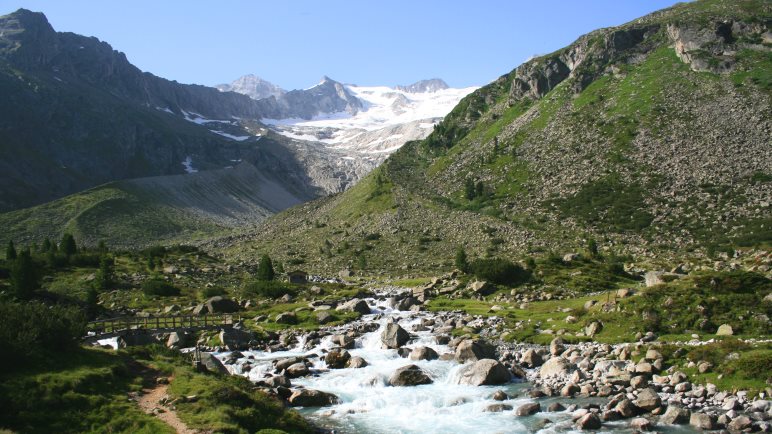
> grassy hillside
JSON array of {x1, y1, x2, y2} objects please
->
[
  {"x1": 220, "y1": 0, "x2": 771, "y2": 274},
  {"x1": 0, "y1": 163, "x2": 310, "y2": 249}
]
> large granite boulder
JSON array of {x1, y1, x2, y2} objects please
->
[
  {"x1": 455, "y1": 339, "x2": 496, "y2": 363},
  {"x1": 389, "y1": 364, "x2": 433, "y2": 386},
  {"x1": 288, "y1": 389, "x2": 340, "y2": 407},
  {"x1": 456, "y1": 359, "x2": 511, "y2": 386},
  {"x1": 381, "y1": 323, "x2": 410, "y2": 349}
]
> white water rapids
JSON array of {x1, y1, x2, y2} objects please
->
[{"x1": 212, "y1": 294, "x2": 693, "y2": 434}]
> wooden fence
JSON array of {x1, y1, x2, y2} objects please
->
[{"x1": 86, "y1": 313, "x2": 240, "y2": 336}]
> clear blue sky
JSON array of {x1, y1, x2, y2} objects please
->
[{"x1": 0, "y1": 0, "x2": 682, "y2": 90}]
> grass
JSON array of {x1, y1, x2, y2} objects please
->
[
  {"x1": 0, "y1": 347, "x2": 172, "y2": 434},
  {"x1": 660, "y1": 339, "x2": 772, "y2": 395},
  {"x1": 167, "y1": 366, "x2": 312, "y2": 434}
]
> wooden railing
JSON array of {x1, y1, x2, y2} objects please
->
[{"x1": 86, "y1": 313, "x2": 240, "y2": 336}]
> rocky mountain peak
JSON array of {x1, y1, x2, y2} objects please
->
[
  {"x1": 216, "y1": 74, "x2": 285, "y2": 100},
  {"x1": 0, "y1": 8, "x2": 57, "y2": 60},
  {"x1": 396, "y1": 78, "x2": 449, "y2": 93}
]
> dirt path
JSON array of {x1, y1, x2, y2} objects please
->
[{"x1": 132, "y1": 361, "x2": 201, "y2": 434}]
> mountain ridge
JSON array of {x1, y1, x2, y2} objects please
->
[{"x1": 215, "y1": 0, "x2": 771, "y2": 274}]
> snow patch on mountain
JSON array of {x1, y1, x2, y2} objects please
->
[{"x1": 261, "y1": 81, "x2": 476, "y2": 162}]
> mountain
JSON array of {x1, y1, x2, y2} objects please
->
[
  {"x1": 0, "y1": 9, "x2": 375, "y2": 214},
  {"x1": 395, "y1": 78, "x2": 450, "y2": 93},
  {"x1": 216, "y1": 74, "x2": 286, "y2": 100},
  {"x1": 217, "y1": 0, "x2": 772, "y2": 274},
  {"x1": 260, "y1": 81, "x2": 477, "y2": 163}
]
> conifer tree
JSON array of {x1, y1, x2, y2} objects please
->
[
  {"x1": 257, "y1": 254, "x2": 275, "y2": 281},
  {"x1": 6, "y1": 240, "x2": 17, "y2": 260},
  {"x1": 11, "y1": 250, "x2": 38, "y2": 299}
]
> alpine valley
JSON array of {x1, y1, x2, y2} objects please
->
[{"x1": 0, "y1": 1, "x2": 770, "y2": 434}]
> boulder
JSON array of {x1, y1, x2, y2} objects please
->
[
  {"x1": 409, "y1": 346, "x2": 439, "y2": 361},
  {"x1": 563, "y1": 253, "x2": 580, "y2": 262},
  {"x1": 549, "y1": 337, "x2": 564, "y2": 356},
  {"x1": 561, "y1": 383, "x2": 579, "y2": 397},
  {"x1": 275, "y1": 356, "x2": 305, "y2": 371},
  {"x1": 456, "y1": 359, "x2": 511, "y2": 386},
  {"x1": 660, "y1": 406, "x2": 690, "y2": 425},
  {"x1": 389, "y1": 364, "x2": 433, "y2": 386},
  {"x1": 205, "y1": 296, "x2": 240, "y2": 313},
  {"x1": 615, "y1": 399, "x2": 639, "y2": 418},
  {"x1": 316, "y1": 311, "x2": 334, "y2": 324},
  {"x1": 484, "y1": 404, "x2": 513, "y2": 412},
  {"x1": 455, "y1": 339, "x2": 496, "y2": 363},
  {"x1": 617, "y1": 288, "x2": 634, "y2": 298},
  {"x1": 548, "y1": 402, "x2": 566, "y2": 412},
  {"x1": 395, "y1": 296, "x2": 420, "y2": 311},
  {"x1": 515, "y1": 402, "x2": 541, "y2": 416},
  {"x1": 716, "y1": 324, "x2": 734, "y2": 336},
  {"x1": 521, "y1": 348, "x2": 543, "y2": 368},
  {"x1": 336, "y1": 298, "x2": 370, "y2": 315},
  {"x1": 166, "y1": 331, "x2": 188, "y2": 349},
  {"x1": 200, "y1": 353, "x2": 229, "y2": 375},
  {"x1": 285, "y1": 363, "x2": 310, "y2": 378},
  {"x1": 576, "y1": 413, "x2": 602, "y2": 430},
  {"x1": 539, "y1": 357, "x2": 571, "y2": 378},
  {"x1": 381, "y1": 323, "x2": 410, "y2": 349},
  {"x1": 275, "y1": 312, "x2": 297, "y2": 324},
  {"x1": 324, "y1": 348, "x2": 351, "y2": 369},
  {"x1": 163, "y1": 304, "x2": 181, "y2": 314},
  {"x1": 727, "y1": 415, "x2": 752, "y2": 431},
  {"x1": 264, "y1": 375, "x2": 291, "y2": 388},
  {"x1": 634, "y1": 388, "x2": 662, "y2": 411},
  {"x1": 585, "y1": 321, "x2": 603, "y2": 337},
  {"x1": 630, "y1": 417, "x2": 653, "y2": 431},
  {"x1": 219, "y1": 327, "x2": 254, "y2": 350},
  {"x1": 492, "y1": 390, "x2": 508, "y2": 401},
  {"x1": 346, "y1": 356, "x2": 368, "y2": 369},
  {"x1": 689, "y1": 413, "x2": 716, "y2": 430},
  {"x1": 332, "y1": 334, "x2": 355, "y2": 349},
  {"x1": 288, "y1": 389, "x2": 340, "y2": 407},
  {"x1": 467, "y1": 281, "x2": 494, "y2": 296}
]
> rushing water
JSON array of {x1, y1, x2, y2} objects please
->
[{"x1": 214, "y1": 294, "x2": 698, "y2": 434}]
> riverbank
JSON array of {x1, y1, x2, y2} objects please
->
[{"x1": 208, "y1": 288, "x2": 772, "y2": 433}]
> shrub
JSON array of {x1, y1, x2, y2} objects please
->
[
  {"x1": 201, "y1": 286, "x2": 227, "y2": 298},
  {"x1": 243, "y1": 281, "x2": 295, "y2": 299},
  {"x1": 0, "y1": 300, "x2": 86, "y2": 370},
  {"x1": 469, "y1": 258, "x2": 530, "y2": 285},
  {"x1": 142, "y1": 279, "x2": 180, "y2": 297},
  {"x1": 724, "y1": 349, "x2": 772, "y2": 383}
]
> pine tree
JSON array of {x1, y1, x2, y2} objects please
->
[
  {"x1": 274, "y1": 261, "x2": 285, "y2": 275},
  {"x1": 95, "y1": 256, "x2": 114, "y2": 290},
  {"x1": 86, "y1": 287, "x2": 99, "y2": 319},
  {"x1": 11, "y1": 250, "x2": 39, "y2": 299},
  {"x1": 475, "y1": 181, "x2": 485, "y2": 198},
  {"x1": 97, "y1": 240, "x2": 108, "y2": 253},
  {"x1": 6, "y1": 240, "x2": 17, "y2": 260},
  {"x1": 464, "y1": 178, "x2": 476, "y2": 200},
  {"x1": 455, "y1": 246, "x2": 469, "y2": 272},
  {"x1": 587, "y1": 239, "x2": 599, "y2": 258},
  {"x1": 60, "y1": 233, "x2": 77, "y2": 256},
  {"x1": 256, "y1": 254, "x2": 275, "y2": 281}
]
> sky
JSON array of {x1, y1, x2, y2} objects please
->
[{"x1": 0, "y1": 0, "x2": 683, "y2": 90}]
